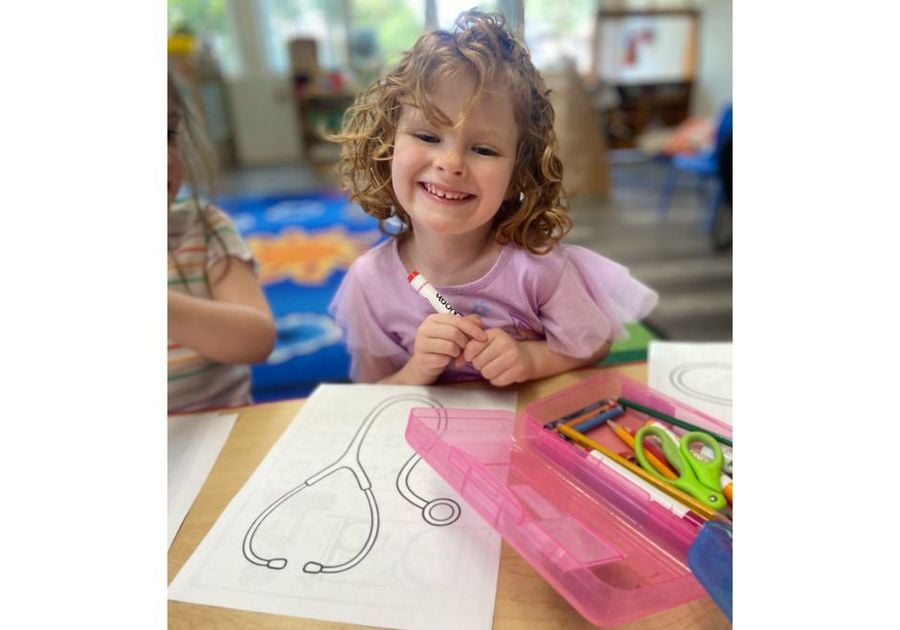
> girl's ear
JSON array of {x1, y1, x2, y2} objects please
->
[{"x1": 503, "y1": 180, "x2": 521, "y2": 202}]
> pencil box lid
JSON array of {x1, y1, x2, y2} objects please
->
[{"x1": 406, "y1": 372, "x2": 730, "y2": 627}]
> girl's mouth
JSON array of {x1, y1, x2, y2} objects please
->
[{"x1": 420, "y1": 182, "x2": 474, "y2": 202}]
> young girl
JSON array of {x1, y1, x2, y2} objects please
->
[
  {"x1": 168, "y1": 71, "x2": 276, "y2": 412},
  {"x1": 330, "y1": 10, "x2": 656, "y2": 387}
]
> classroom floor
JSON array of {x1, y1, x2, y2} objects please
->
[{"x1": 219, "y1": 153, "x2": 732, "y2": 342}]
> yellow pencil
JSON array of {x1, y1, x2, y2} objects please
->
[
  {"x1": 606, "y1": 419, "x2": 678, "y2": 480},
  {"x1": 557, "y1": 424, "x2": 724, "y2": 522}
]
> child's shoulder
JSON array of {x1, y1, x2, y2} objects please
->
[
  {"x1": 347, "y1": 238, "x2": 398, "y2": 279},
  {"x1": 169, "y1": 198, "x2": 234, "y2": 230},
  {"x1": 504, "y1": 242, "x2": 570, "y2": 276}
]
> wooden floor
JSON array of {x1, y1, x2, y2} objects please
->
[{"x1": 219, "y1": 154, "x2": 732, "y2": 342}]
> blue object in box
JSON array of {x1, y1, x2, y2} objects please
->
[{"x1": 688, "y1": 521, "x2": 733, "y2": 621}]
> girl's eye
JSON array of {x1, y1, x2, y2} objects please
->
[
  {"x1": 413, "y1": 132, "x2": 439, "y2": 143},
  {"x1": 473, "y1": 146, "x2": 499, "y2": 157},
  {"x1": 168, "y1": 129, "x2": 178, "y2": 143}
]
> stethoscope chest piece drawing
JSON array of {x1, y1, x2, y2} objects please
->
[{"x1": 242, "y1": 394, "x2": 460, "y2": 575}]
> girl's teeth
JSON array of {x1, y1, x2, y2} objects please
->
[{"x1": 426, "y1": 183, "x2": 467, "y2": 200}]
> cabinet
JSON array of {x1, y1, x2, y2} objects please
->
[
  {"x1": 589, "y1": 8, "x2": 698, "y2": 149},
  {"x1": 287, "y1": 36, "x2": 356, "y2": 165},
  {"x1": 294, "y1": 89, "x2": 356, "y2": 165},
  {"x1": 604, "y1": 81, "x2": 692, "y2": 149}
]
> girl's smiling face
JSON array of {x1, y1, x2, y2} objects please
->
[{"x1": 391, "y1": 72, "x2": 518, "y2": 242}]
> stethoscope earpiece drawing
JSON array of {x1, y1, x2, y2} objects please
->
[{"x1": 242, "y1": 394, "x2": 460, "y2": 575}]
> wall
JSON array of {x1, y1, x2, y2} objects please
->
[
  {"x1": 221, "y1": 0, "x2": 731, "y2": 164},
  {"x1": 226, "y1": 0, "x2": 301, "y2": 165},
  {"x1": 692, "y1": 0, "x2": 732, "y2": 119}
]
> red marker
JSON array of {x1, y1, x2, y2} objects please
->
[{"x1": 408, "y1": 270, "x2": 462, "y2": 316}]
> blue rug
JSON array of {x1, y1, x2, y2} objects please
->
[{"x1": 217, "y1": 190, "x2": 386, "y2": 401}]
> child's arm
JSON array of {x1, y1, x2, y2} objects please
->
[
  {"x1": 464, "y1": 329, "x2": 611, "y2": 387},
  {"x1": 168, "y1": 257, "x2": 276, "y2": 364},
  {"x1": 376, "y1": 314, "x2": 486, "y2": 385}
]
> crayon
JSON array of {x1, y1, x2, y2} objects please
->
[
  {"x1": 617, "y1": 397, "x2": 733, "y2": 447},
  {"x1": 543, "y1": 398, "x2": 615, "y2": 429}
]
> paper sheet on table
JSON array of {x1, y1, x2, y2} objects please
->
[
  {"x1": 168, "y1": 384, "x2": 516, "y2": 630},
  {"x1": 168, "y1": 412, "x2": 238, "y2": 548},
  {"x1": 648, "y1": 341, "x2": 732, "y2": 425}
]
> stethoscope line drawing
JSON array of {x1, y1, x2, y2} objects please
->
[
  {"x1": 668, "y1": 361, "x2": 732, "y2": 406},
  {"x1": 242, "y1": 394, "x2": 460, "y2": 575}
]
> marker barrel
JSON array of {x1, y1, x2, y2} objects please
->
[{"x1": 408, "y1": 271, "x2": 461, "y2": 316}]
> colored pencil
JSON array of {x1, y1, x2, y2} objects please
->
[
  {"x1": 556, "y1": 424, "x2": 726, "y2": 522},
  {"x1": 543, "y1": 398, "x2": 615, "y2": 429},
  {"x1": 570, "y1": 405, "x2": 624, "y2": 433},
  {"x1": 607, "y1": 420, "x2": 677, "y2": 479},
  {"x1": 617, "y1": 397, "x2": 733, "y2": 447},
  {"x1": 625, "y1": 426, "x2": 675, "y2": 476}
]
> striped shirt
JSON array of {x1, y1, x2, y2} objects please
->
[{"x1": 168, "y1": 199, "x2": 256, "y2": 413}]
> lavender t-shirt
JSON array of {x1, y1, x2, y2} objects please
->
[{"x1": 330, "y1": 239, "x2": 657, "y2": 383}]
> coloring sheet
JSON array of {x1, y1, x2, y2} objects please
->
[
  {"x1": 168, "y1": 411, "x2": 239, "y2": 548},
  {"x1": 648, "y1": 341, "x2": 732, "y2": 425},
  {"x1": 168, "y1": 384, "x2": 516, "y2": 630}
]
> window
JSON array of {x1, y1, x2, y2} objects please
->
[
  {"x1": 351, "y1": 0, "x2": 423, "y2": 70},
  {"x1": 167, "y1": 0, "x2": 241, "y2": 75},
  {"x1": 523, "y1": 0, "x2": 595, "y2": 75},
  {"x1": 436, "y1": 0, "x2": 501, "y2": 29}
]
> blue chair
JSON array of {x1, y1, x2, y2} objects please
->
[{"x1": 657, "y1": 104, "x2": 733, "y2": 231}]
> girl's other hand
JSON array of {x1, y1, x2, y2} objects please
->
[
  {"x1": 464, "y1": 328, "x2": 532, "y2": 387},
  {"x1": 405, "y1": 313, "x2": 485, "y2": 383}
]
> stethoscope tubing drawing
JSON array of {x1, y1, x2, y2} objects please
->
[
  {"x1": 242, "y1": 394, "x2": 460, "y2": 575},
  {"x1": 669, "y1": 361, "x2": 732, "y2": 407}
]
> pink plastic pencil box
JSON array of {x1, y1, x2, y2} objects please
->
[{"x1": 405, "y1": 372, "x2": 733, "y2": 628}]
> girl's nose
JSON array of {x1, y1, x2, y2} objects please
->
[{"x1": 435, "y1": 146, "x2": 465, "y2": 176}]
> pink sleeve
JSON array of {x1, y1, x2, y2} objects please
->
[
  {"x1": 329, "y1": 262, "x2": 409, "y2": 381},
  {"x1": 539, "y1": 246, "x2": 658, "y2": 358}
]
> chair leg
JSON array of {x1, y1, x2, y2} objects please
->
[
  {"x1": 657, "y1": 163, "x2": 678, "y2": 218},
  {"x1": 705, "y1": 181, "x2": 724, "y2": 233}
]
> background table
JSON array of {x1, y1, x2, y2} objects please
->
[{"x1": 168, "y1": 363, "x2": 731, "y2": 629}]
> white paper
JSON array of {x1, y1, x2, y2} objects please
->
[
  {"x1": 168, "y1": 384, "x2": 516, "y2": 630},
  {"x1": 168, "y1": 411, "x2": 239, "y2": 548},
  {"x1": 648, "y1": 341, "x2": 732, "y2": 425}
]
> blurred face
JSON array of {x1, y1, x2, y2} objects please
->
[
  {"x1": 391, "y1": 73, "x2": 518, "y2": 241},
  {"x1": 167, "y1": 99, "x2": 184, "y2": 207}
]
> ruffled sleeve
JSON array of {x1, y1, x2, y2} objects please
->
[{"x1": 538, "y1": 245, "x2": 657, "y2": 359}]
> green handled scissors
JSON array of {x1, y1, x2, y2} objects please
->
[{"x1": 634, "y1": 425, "x2": 727, "y2": 511}]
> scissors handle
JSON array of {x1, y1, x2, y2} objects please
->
[
  {"x1": 635, "y1": 426, "x2": 727, "y2": 511},
  {"x1": 680, "y1": 431, "x2": 724, "y2": 491}
]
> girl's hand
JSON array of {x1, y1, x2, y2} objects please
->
[
  {"x1": 401, "y1": 314, "x2": 485, "y2": 384},
  {"x1": 463, "y1": 328, "x2": 533, "y2": 387}
]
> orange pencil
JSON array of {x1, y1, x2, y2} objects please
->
[
  {"x1": 721, "y1": 475, "x2": 733, "y2": 505},
  {"x1": 607, "y1": 420, "x2": 678, "y2": 480},
  {"x1": 556, "y1": 424, "x2": 727, "y2": 522},
  {"x1": 625, "y1": 426, "x2": 677, "y2": 476}
]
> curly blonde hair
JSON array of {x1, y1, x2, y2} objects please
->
[{"x1": 332, "y1": 9, "x2": 570, "y2": 254}]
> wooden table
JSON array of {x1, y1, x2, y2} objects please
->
[{"x1": 168, "y1": 363, "x2": 731, "y2": 629}]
